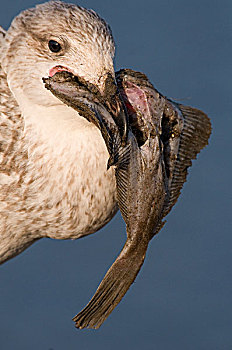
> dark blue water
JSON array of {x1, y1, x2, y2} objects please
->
[{"x1": 1, "y1": 1, "x2": 231, "y2": 349}]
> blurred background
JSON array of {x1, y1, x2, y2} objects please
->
[{"x1": 0, "y1": 0, "x2": 231, "y2": 349}]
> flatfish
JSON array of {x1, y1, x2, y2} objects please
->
[{"x1": 43, "y1": 69, "x2": 211, "y2": 329}]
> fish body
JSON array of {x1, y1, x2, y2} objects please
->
[{"x1": 44, "y1": 69, "x2": 211, "y2": 328}]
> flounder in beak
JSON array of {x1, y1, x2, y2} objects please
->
[{"x1": 43, "y1": 69, "x2": 211, "y2": 329}]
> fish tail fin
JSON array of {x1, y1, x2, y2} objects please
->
[{"x1": 73, "y1": 238, "x2": 148, "y2": 329}]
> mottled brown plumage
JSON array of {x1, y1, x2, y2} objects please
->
[{"x1": 0, "y1": 1, "x2": 117, "y2": 262}]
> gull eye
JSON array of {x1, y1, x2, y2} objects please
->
[{"x1": 48, "y1": 40, "x2": 62, "y2": 53}]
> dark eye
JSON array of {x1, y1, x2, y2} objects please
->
[{"x1": 48, "y1": 40, "x2": 62, "y2": 53}]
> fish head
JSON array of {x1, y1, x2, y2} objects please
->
[{"x1": 43, "y1": 70, "x2": 129, "y2": 150}]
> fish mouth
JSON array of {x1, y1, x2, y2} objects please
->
[
  {"x1": 43, "y1": 70, "x2": 129, "y2": 145},
  {"x1": 48, "y1": 65, "x2": 73, "y2": 78}
]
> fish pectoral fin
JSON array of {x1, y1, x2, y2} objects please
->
[
  {"x1": 162, "y1": 103, "x2": 211, "y2": 218},
  {"x1": 73, "y1": 236, "x2": 149, "y2": 329}
]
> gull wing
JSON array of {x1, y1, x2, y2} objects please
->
[
  {"x1": 0, "y1": 28, "x2": 32, "y2": 263},
  {"x1": 0, "y1": 28, "x2": 24, "y2": 187}
]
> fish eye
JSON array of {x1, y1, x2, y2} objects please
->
[{"x1": 48, "y1": 40, "x2": 62, "y2": 53}]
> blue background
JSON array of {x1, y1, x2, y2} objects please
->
[{"x1": 1, "y1": 0, "x2": 231, "y2": 349}]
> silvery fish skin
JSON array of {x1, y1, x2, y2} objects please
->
[{"x1": 43, "y1": 70, "x2": 211, "y2": 329}]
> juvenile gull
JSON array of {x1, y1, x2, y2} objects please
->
[
  {"x1": 0, "y1": 1, "x2": 211, "y2": 329},
  {"x1": 0, "y1": 1, "x2": 117, "y2": 262}
]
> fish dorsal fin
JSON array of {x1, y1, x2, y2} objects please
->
[{"x1": 161, "y1": 102, "x2": 211, "y2": 219}]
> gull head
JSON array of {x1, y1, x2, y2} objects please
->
[{"x1": 1, "y1": 0, "x2": 115, "y2": 107}]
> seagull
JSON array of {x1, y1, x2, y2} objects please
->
[
  {"x1": 0, "y1": 1, "x2": 118, "y2": 263},
  {"x1": 0, "y1": 1, "x2": 211, "y2": 329}
]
